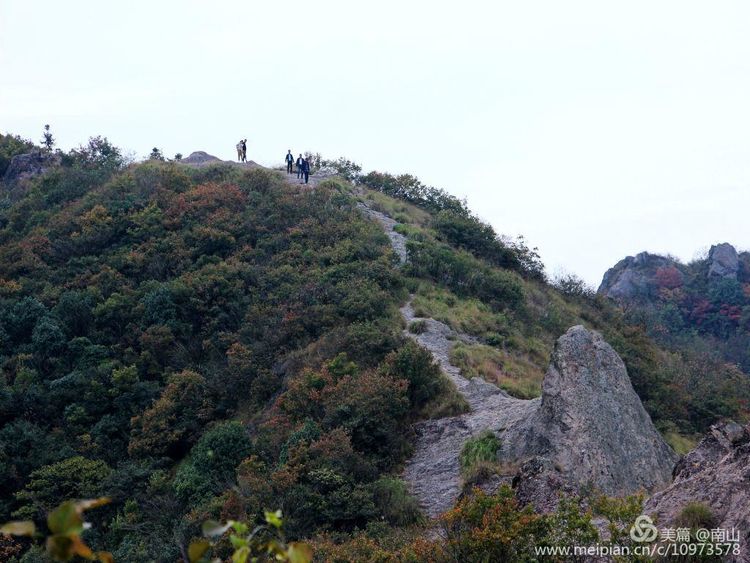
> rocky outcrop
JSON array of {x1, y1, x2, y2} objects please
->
[
  {"x1": 400, "y1": 302, "x2": 538, "y2": 517},
  {"x1": 598, "y1": 252, "x2": 678, "y2": 302},
  {"x1": 400, "y1": 316, "x2": 677, "y2": 517},
  {"x1": 500, "y1": 326, "x2": 677, "y2": 510},
  {"x1": 512, "y1": 457, "x2": 575, "y2": 513},
  {"x1": 359, "y1": 200, "x2": 677, "y2": 518},
  {"x1": 644, "y1": 421, "x2": 750, "y2": 562},
  {"x1": 708, "y1": 242, "x2": 739, "y2": 280},
  {"x1": 600, "y1": 242, "x2": 746, "y2": 303},
  {"x1": 180, "y1": 151, "x2": 221, "y2": 165},
  {"x1": 2, "y1": 150, "x2": 59, "y2": 187}
]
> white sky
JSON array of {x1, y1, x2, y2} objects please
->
[{"x1": 2, "y1": 0, "x2": 750, "y2": 285}]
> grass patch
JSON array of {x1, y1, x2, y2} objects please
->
[
  {"x1": 460, "y1": 432, "x2": 500, "y2": 476},
  {"x1": 411, "y1": 284, "x2": 510, "y2": 337},
  {"x1": 371, "y1": 477, "x2": 425, "y2": 527},
  {"x1": 450, "y1": 342, "x2": 544, "y2": 399},
  {"x1": 675, "y1": 502, "x2": 716, "y2": 529},
  {"x1": 664, "y1": 432, "x2": 698, "y2": 455},
  {"x1": 419, "y1": 374, "x2": 470, "y2": 419},
  {"x1": 408, "y1": 320, "x2": 427, "y2": 334},
  {"x1": 361, "y1": 188, "x2": 432, "y2": 227}
]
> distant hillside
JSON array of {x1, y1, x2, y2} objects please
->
[
  {"x1": 600, "y1": 242, "x2": 750, "y2": 373},
  {"x1": 1, "y1": 131, "x2": 749, "y2": 560}
]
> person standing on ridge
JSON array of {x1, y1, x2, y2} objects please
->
[
  {"x1": 241, "y1": 139, "x2": 247, "y2": 162},
  {"x1": 295, "y1": 153, "x2": 304, "y2": 179},
  {"x1": 285, "y1": 150, "x2": 294, "y2": 174},
  {"x1": 300, "y1": 157, "x2": 310, "y2": 185},
  {"x1": 236, "y1": 140, "x2": 243, "y2": 161}
]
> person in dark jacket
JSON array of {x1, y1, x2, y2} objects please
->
[
  {"x1": 295, "y1": 154, "x2": 304, "y2": 179},
  {"x1": 300, "y1": 158, "x2": 310, "y2": 185},
  {"x1": 285, "y1": 150, "x2": 294, "y2": 174}
]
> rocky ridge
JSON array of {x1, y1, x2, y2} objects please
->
[
  {"x1": 645, "y1": 421, "x2": 750, "y2": 562},
  {"x1": 599, "y1": 242, "x2": 745, "y2": 302}
]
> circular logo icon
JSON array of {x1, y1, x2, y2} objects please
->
[{"x1": 630, "y1": 515, "x2": 658, "y2": 543}]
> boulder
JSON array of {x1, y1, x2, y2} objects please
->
[
  {"x1": 708, "y1": 242, "x2": 739, "y2": 280},
  {"x1": 644, "y1": 421, "x2": 750, "y2": 562},
  {"x1": 501, "y1": 326, "x2": 677, "y2": 510}
]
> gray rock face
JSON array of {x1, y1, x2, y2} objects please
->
[
  {"x1": 3, "y1": 150, "x2": 59, "y2": 186},
  {"x1": 645, "y1": 421, "x2": 750, "y2": 562},
  {"x1": 708, "y1": 242, "x2": 739, "y2": 280},
  {"x1": 180, "y1": 151, "x2": 221, "y2": 165},
  {"x1": 512, "y1": 457, "x2": 575, "y2": 513},
  {"x1": 501, "y1": 326, "x2": 677, "y2": 508},
  {"x1": 598, "y1": 252, "x2": 677, "y2": 301},
  {"x1": 401, "y1": 318, "x2": 677, "y2": 516},
  {"x1": 400, "y1": 301, "x2": 538, "y2": 517}
]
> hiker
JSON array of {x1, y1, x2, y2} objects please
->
[
  {"x1": 241, "y1": 139, "x2": 247, "y2": 162},
  {"x1": 295, "y1": 154, "x2": 304, "y2": 179},
  {"x1": 300, "y1": 157, "x2": 310, "y2": 185},
  {"x1": 236, "y1": 140, "x2": 243, "y2": 161},
  {"x1": 285, "y1": 150, "x2": 294, "y2": 174}
]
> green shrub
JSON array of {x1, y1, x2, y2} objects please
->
[
  {"x1": 172, "y1": 421, "x2": 252, "y2": 505},
  {"x1": 370, "y1": 477, "x2": 424, "y2": 526},
  {"x1": 408, "y1": 320, "x2": 427, "y2": 334},
  {"x1": 460, "y1": 432, "x2": 500, "y2": 474},
  {"x1": 406, "y1": 240, "x2": 524, "y2": 310},
  {"x1": 382, "y1": 341, "x2": 443, "y2": 408},
  {"x1": 675, "y1": 502, "x2": 716, "y2": 530}
]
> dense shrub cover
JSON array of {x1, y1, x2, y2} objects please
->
[
  {"x1": 0, "y1": 143, "x2": 417, "y2": 559},
  {"x1": 1, "y1": 134, "x2": 748, "y2": 560}
]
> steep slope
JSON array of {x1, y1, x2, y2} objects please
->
[{"x1": 358, "y1": 197, "x2": 675, "y2": 518}]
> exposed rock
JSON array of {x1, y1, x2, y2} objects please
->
[
  {"x1": 179, "y1": 151, "x2": 222, "y2": 165},
  {"x1": 3, "y1": 150, "x2": 59, "y2": 187},
  {"x1": 500, "y1": 326, "x2": 677, "y2": 510},
  {"x1": 401, "y1": 316, "x2": 677, "y2": 517},
  {"x1": 708, "y1": 242, "x2": 739, "y2": 280},
  {"x1": 362, "y1": 201, "x2": 677, "y2": 519},
  {"x1": 512, "y1": 457, "x2": 575, "y2": 513},
  {"x1": 400, "y1": 301, "x2": 538, "y2": 518},
  {"x1": 645, "y1": 421, "x2": 750, "y2": 562},
  {"x1": 598, "y1": 252, "x2": 678, "y2": 301}
]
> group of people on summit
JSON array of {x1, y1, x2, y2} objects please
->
[
  {"x1": 285, "y1": 150, "x2": 310, "y2": 184},
  {"x1": 234, "y1": 141, "x2": 310, "y2": 184}
]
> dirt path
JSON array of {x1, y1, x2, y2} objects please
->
[{"x1": 356, "y1": 199, "x2": 537, "y2": 518}]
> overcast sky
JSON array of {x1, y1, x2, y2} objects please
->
[{"x1": 3, "y1": 0, "x2": 750, "y2": 285}]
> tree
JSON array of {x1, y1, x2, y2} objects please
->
[
  {"x1": 13, "y1": 457, "x2": 112, "y2": 521},
  {"x1": 172, "y1": 421, "x2": 252, "y2": 504},
  {"x1": 41, "y1": 124, "x2": 55, "y2": 152},
  {"x1": 149, "y1": 147, "x2": 165, "y2": 161},
  {"x1": 128, "y1": 370, "x2": 215, "y2": 458}
]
